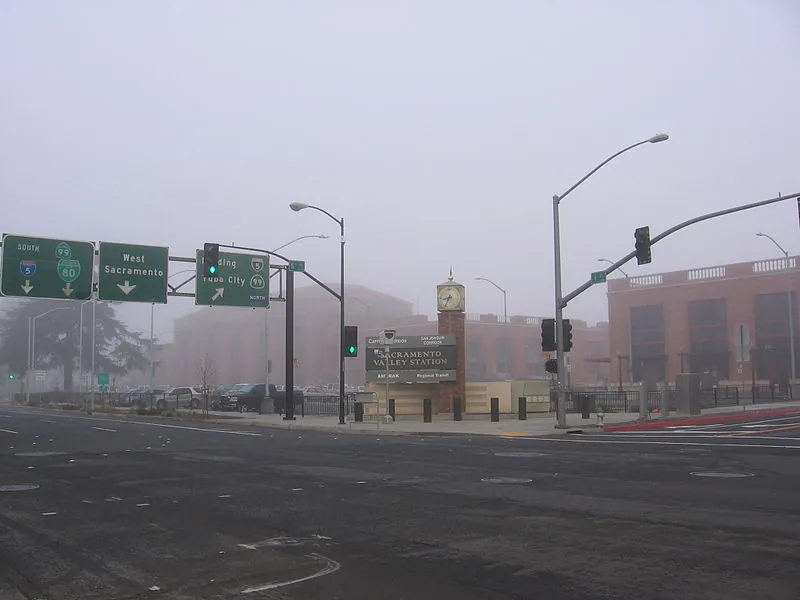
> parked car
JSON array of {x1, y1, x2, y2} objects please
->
[
  {"x1": 162, "y1": 386, "x2": 203, "y2": 410},
  {"x1": 210, "y1": 384, "x2": 236, "y2": 410},
  {"x1": 215, "y1": 383, "x2": 266, "y2": 413}
]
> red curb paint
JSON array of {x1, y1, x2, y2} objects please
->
[{"x1": 603, "y1": 407, "x2": 800, "y2": 432}]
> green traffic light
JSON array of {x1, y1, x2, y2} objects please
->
[
  {"x1": 349, "y1": 345, "x2": 356, "y2": 354},
  {"x1": 8, "y1": 374, "x2": 14, "y2": 380}
]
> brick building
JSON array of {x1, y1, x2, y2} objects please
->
[
  {"x1": 161, "y1": 284, "x2": 610, "y2": 387},
  {"x1": 607, "y1": 256, "x2": 799, "y2": 389}
]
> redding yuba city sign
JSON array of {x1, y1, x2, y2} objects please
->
[{"x1": 366, "y1": 335, "x2": 456, "y2": 384}]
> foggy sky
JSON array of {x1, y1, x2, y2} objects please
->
[{"x1": 2, "y1": 1, "x2": 799, "y2": 341}]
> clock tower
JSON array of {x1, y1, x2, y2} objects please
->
[{"x1": 437, "y1": 269, "x2": 467, "y2": 415}]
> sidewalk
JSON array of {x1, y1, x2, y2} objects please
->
[{"x1": 202, "y1": 400, "x2": 800, "y2": 437}]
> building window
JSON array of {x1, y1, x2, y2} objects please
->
[
  {"x1": 629, "y1": 304, "x2": 666, "y2": 383},
  {"x1": 497, "y1": 337, "x2": 512, "y2": 378},
  {"x1": 524, "y1": 337, "x2": 541, "y2": 378},
  {"x1": 754, "y1": 291, "x2": 797, "y2": 383},
  {"x1": 467, "y1": 340, "x2": 484, "y2": 381},
  {"x1": 687, "y1": 298, "x2": 729, "y2": 379}
]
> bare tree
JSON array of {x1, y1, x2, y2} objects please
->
[{"x1": 197, "y1": 352, "x2": 217, "y2": 416}]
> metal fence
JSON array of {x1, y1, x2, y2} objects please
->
[
  {"x1": 298, "y1": 394, "x2": 353, "y2": 416},
  {"x1": 557, "y1": 384, "x2": 793, "y2": 414}
]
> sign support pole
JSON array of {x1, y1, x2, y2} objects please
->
[
  {"x1": 385, "y1": 345, "x2": 391, "y2": 420},
  {"x1": 284, "y1": 268, "x2": 295, "y2": 421},
  {"x1": 90, "y1": 297, "x2": 96, "y2": 414}
]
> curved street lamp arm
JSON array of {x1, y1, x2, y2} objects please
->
[
  {"x1": 556, "y1": 139, "x2": 654, "y2": 204},
  {"x1": 756, "y1": 232, "x2": 789, "y2": 258},
  {"x1": 475, "y1": 276, "x2": 506, "y2": 293},
  {"x1": 306, "y1": 205, "x2": 343, "y2": 228}
]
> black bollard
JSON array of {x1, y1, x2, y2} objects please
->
[
  {"x1": 518, "y1": 397, "x2": 527, "y2": 420},
  {"x1": 423, "y1": 398, "x2": 432, "y2": 423},
  {"x1": 354, "y1": 402, "x2": 364, "y2": 423},
  {"x1": 388, "y1": 398, "x2": 396, "y2": 421},
  {"x1": 453, "y1": 396, "x2": 462, "y2": 421},
  {"x1": 490, "y1": 397, "x2": 500, "y2": 422}
]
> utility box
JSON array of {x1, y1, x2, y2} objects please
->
[{"x1": 675, "y1": 373, "x2": 701, "y2": 416}]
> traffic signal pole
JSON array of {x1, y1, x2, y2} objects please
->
[
  {"x1": 284, "y1": 268, "x2": 295, "y2": 421},
  {"x1": 562, "y1": 191, "x2": 800, "y2": 308},
  {"x1": 551, "y1": 135, "x2": 669, "y2": 428}
]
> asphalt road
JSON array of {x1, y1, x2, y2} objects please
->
[{"x1": 1, "y1": 407, "x2": 799, "y2": 600}]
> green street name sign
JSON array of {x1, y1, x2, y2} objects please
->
[
  {"x1": 97, "y1": 372, "x2": 109, "y2": 385},
  {"x1": 590, "y1": 271, "x2": 607, "y2": 284},
  {"x1": 288, "y1": 260, "x2": 306, "y2": 273},
  {"x1": 195, "y1": 249, "x2": 269, "y2": 308},
  {"x1": 1, "y1": 234, "x2": 94, "y2": 300},
  {"x1": 98, "y1": 242, "x2": 169, "y2": 304}
]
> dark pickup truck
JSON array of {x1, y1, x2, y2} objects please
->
[{"x1": 213, "y1": 383, "x2": 304, "y2": 415}]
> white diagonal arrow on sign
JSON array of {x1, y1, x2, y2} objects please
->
[
  {"x1": 211, "y1": 288, "x2": 224, "y2": 301},
  {"x1": 62, "y1": 282, "x2": 74, "y2": 297},
  {"x1": 21, "y1": 280, "x2": 33, "y2": 295},
  {"x1": 117, "y1": 281, "x2": 136, "y2": 295}
]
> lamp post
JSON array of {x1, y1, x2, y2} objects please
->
[
  {"x1": 552, "y1": 133, "x2": 669, "y2": 428},
  {"x1": 598, "y1": 258, "x2": 628, "y2": 278},
  {"x1": 27, "y1": 305, "x2": 74, "y2": 405},
  {"x1": 756, "y1": 232, "x2": 796, "y2": 384},
  {"x1": 265, "y1": 234, "x2": 329, "y2": 390},
  {"x1": 289, "y1": 201, "x2": 347, "y2": 424},
  {"x1": 474, "y1": 277, "x2": 508, "y2": 323}
]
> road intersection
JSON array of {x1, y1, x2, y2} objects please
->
[{"x1": 1, "y1": 405, "x2": 799, "y2": 599}]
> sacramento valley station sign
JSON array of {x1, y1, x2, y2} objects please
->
[{"x1": 366, "y1": 335, "x2": 456, "y2": 384}]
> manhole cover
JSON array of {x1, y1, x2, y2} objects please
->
[
  {"x1": 481, "y1": 477, "x2": 533, "y2": 484},
  {"x1": 690, "y1": 471, "x2": 754, "y2": 479},
  {"x1": 0, "y1": 484, "x2": 40, "y2": 492},
  {"x1": 14, "y1": 451, "x2": 67, "y2": 457},
  {"x1": 494, "y1": 452, "x2": 547, "y2": 458}
]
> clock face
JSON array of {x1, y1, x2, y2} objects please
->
[{"x1": 437, "y1": 285, "x2": 463, "y2": 311}]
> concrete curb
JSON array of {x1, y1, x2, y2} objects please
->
[{"x1": 602, "y1": 406, "x2": 800, "y2": 432}]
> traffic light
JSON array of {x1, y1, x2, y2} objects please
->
[
  {"x1": 634, "y1": 226, "x2": 652, "y2": 265},
  {"x1": 203, "y1": 243, "x2": 220, "y2": 277},
  {"x1": 562, "y1": 319, "x2": 573, "y2": 352},
  {"x1": 7, "y1": 373, "x2": 15, "y2": 380},
  {"x1": 545, "y1": 359, "x2": 558, "y2": 374},
  {"x1": 541, "y1": 318, "x2": 556, "y2": 352},
  {"x1": 343, "y1": 325, "x2": 358, "y2": 357}
]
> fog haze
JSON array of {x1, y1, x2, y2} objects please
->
[{"x1": 2, "y1": 0, "x2": 799, "y2": 340}]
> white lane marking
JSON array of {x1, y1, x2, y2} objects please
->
[
  {"x1": 741, "y1": 424, "x2": 796, "y2": 428},
  {"x1": 42, "y1": 419, "x2": 57, "y2": 424},
  {"x1": 41, "y1": 512, "x2": 57, "y2": 516},
  {"x1": 218, "y1": 494, "x2": 232, "y2": 498},
  {"x1": 92, "y1": 426, "x2": 117, "y2": 433},
  {"x1": 136, "y1": 503, "x2": 150, "y2": 507},
  {"x1": 0, "y1": 415, "x2": 12, "y2": 418},
  {"x1": 241, "y1": 553, "x2": 341, "y2": 594},
  {"x1": 0, "y1": 428, "x2": 19, "y2": 435},
  {"x1": 3, "y1": 409, "x2": 262, "y2": 437},
  {"x1": 519, "y1": 437, "x2": 800, "y2": 450}
]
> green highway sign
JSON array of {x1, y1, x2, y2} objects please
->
[
  {"x1": 590, "y1": 271, "x2": 607, "y2": 284},
  {"x1": 288, "y1": 260, "x2": 306, "y2": 273},
  {"x1": 97, "y1": 372, "x2": 109, "y2": 386},
  {"x1": 1, "y1": 234, "x2": 94, "y2": 300},
  {"x1": 195, "y1": 249, "x2": 269, "y2": 308},
  {"x1": 98, "y1": 242, "x2": 169, "y2": 304}
]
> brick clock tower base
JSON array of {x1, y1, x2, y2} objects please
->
[{"x1": 436, "y1": 274, "x2": 467, "y2": 414}]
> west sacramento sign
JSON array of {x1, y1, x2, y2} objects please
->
[{"x1": 366, "y1": 335, "x2": 456, "y2": 384}]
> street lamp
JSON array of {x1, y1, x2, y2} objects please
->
[
  {"x1": 27, "y1": 305, "x2": 74, "y2": 405},
  {"x1": 474, "y1": 277, "x2": 508, "y2": 323},
  {"x1": 756, "y1": 232, "x2": 796, "y2": 384},
  {"x1": 289, "y1": 201, "x2": 347, "y2": 424},
  {"x1": 598, "y1": 258, "x2": 629, "y2": 278},
  {"x1": 552, "y1": 133, "x2": 669, "y2": 428}
]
